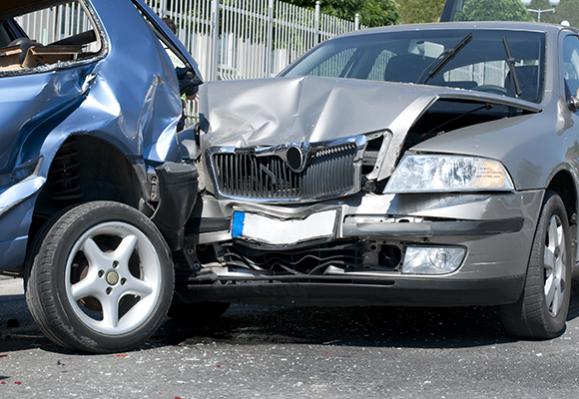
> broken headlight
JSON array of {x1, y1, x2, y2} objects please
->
[{"x1": 384, "y1": 154, "x2": 514, "y2": 193}]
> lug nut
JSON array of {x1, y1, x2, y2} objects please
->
[
  {"x1": 106, "y1": 287, "x2": 112, "y2": 295},
  {"x1": 98, "y1": 270, "x2": 104, "y2": 278},
  {"x1": 112, "y1": 261, "x2": 119, "y2": 268},
  {"x1": 120, "y1": 278, "x2": 127, "y2": 285}
]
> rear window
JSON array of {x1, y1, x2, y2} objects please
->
[{"x1": 0, "y1": 0, "x2": 103, "y2": 74}]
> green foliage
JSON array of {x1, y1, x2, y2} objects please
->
[
  {"x1": 286, "y1": 0, "x2": 400, "y2": 27},
  {"x1": 358, "y1": 0, "x2": 400, "y2": 26},
  {"x1": 399, "y1": 0, "x2": 446, "y2": 24},
  {"x1": 455, "y1": 0, "x2": 533, "y2": 22}
]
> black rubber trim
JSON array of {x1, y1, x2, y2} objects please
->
[
  {"x1": 191, "y1": 217, "x2": 230, "y2": 234},
  {"x1": 343, "y1": 217, "x2": 524, "y2": 239},
  {"x1": 181, "y1": 275, "x2": 525, "y2": 307},
  {"x1": 50, "y1": 30, "x2": 97, "y2": 46},
  {"x1": 151, "y1": 162, "x2": 198, "y2": 250},
  {"x1": 440, "y1": 0, "x2": 457, "y2": 22}
]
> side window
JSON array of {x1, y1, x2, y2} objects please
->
[
  {"x1": 0, "y1": 1, "x2": 102, "y2": 73},
  {"x1": 445, "y1": 61, "x2": 508, "y2": 89},
  {"x1": 309, "y1": 48, "x2": 356, "y2": 78},
  {"x1": 563, "y1": 36, "x2": 579, "y2": 98},
  {"x1": 367, "y1": 50, "x2": 395, "y2": 81}
]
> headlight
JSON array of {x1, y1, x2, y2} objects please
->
[
  {"x1": 384, "y1": 154, "x2": 514, "y2": 193},
  {"x1": 402, "y1": 246, "x2": 466, "y2": 275}
]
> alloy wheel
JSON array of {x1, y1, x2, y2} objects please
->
[
  {"x1": 544, "y1": 215, "x2": 567, "y2": 317},
  {"x1": 64, "y1": 222, "x2": 162, "y2": 335}
]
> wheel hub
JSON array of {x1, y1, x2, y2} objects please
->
[{"x1": 105, "y1": 270, "x2": 120, "y2": 286}]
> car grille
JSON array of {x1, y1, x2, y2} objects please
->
[
  {"x1": 210, "y1": 142, "x2": 361, "y2": 201},
  {"x1": 223, "y1": 240, "x2": 365, "y2": 275}
]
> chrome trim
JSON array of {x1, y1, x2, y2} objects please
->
[
  {"x1": 206, "y1": 135, "x2": 368, "y2": 204},
  {"x1": 285, "y1": 146, "x2": 306, "y2": 173},
  {"x1": 0, "y1": 176, "x2": 46, "y2": 218}
]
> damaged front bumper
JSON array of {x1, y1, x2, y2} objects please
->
[{"x1": 184, "y1": 189, "x2": 544, "y2": 307}]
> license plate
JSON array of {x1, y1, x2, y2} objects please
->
[{"x1": 231, "y1": 210, "x2": 338, "y2": 246}]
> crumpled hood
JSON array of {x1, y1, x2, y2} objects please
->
[
  {"x1": 198, "y1": 76, "x2": 540, "y2": 149},
  {"x1": 199, "y1": 76, "x2": 434, "y2": 148},
  {"x1": 198, "y1": 76, "x2": 541, "y2": 180}
]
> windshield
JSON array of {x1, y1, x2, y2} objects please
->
[{"x1": 282, "y1": 30, "x2": 546, "y2": 103}]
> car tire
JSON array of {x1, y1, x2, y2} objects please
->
[
  {"x1": 24, "y1": 206, "x2": 75, "y2": 291},
  {"x1": 500, "y1": 191, "x2": 572, "y2": 339},
  {"x1": 26, "y1": 201, "x2": 174, "y2": 353}
]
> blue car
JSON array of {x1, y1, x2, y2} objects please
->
[{"x1": 0, "y1": 0, "x2": 200, "y2": 352}]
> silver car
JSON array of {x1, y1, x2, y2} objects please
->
[{"x1": 180, "y1": 22, "x2": 579, "y2": 339}]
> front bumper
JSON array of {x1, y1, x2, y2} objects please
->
[
  {"x1": 151, "y1": 162, "x2": 198, "y2": 250},
  {"x1": 187, "y1": 190, "x2": 545, "y2": 306}
]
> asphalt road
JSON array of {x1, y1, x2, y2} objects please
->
[{"x1": 2, "y1": 277, "x2": 579, "y2": 399}]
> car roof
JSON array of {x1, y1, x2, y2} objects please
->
[{"x1": 340, "y1": 21, "x2": 577, "y2": 38}]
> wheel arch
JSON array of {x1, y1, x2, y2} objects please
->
[
  {"x1": 27, "y1": 135, "x2": 150, "y2": 256},
  {"x1": 545, "y1": 167, "x2": 578, "y2": 265},
  {"x1": 546, "y1": 168, "x2": 578, "y2": 226}
]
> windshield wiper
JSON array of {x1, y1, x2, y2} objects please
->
[
  {"x1": 420, "y1": 32, "x2": 473, "y2": 84},
  {"x1": 502, "y1": 37, "x2": 522, "y2": 98}
]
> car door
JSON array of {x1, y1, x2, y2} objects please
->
[{"x1": 0, "y1": 9, "x2": 100, "y2": 182}]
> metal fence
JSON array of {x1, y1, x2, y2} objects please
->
[
  {"x1": 16, "y1": 0, "x2": 363, "y2": 82},
  {"x1": 149, "y1": 0, "x2": 363, "y2": 81},
  {"x1": 16, "y1": 2, "x2": 95, "y2": 47}
]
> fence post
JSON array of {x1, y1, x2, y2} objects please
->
[
  {"x1": 209, "y1": 0, "x2": 220, "y2": 81},
  {"x1": 265, "y1": 0, "x2": 274, "y2": 77},
  {"x1": 354, "y1": 13, "x2": 360, "y2": 30},
  {"x1": 314, "y1": 0, "x2": 321, "y2": 45}
]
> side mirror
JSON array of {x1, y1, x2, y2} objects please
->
[
  {"x1": 176, "y1": 67, "x2": 201, "y2": 98},
  {"x1": 569, "y1": 89, "x2": 579, "y2": 112}
]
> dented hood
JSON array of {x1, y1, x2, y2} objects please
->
[
  {"x1": 199, "y1": 76, "x2": 540, "y2": 147},
  {"x1": 198, "y1": 76, "x2": 541, "y2": 179}
]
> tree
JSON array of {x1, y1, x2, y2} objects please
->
[
  {"x1": 455, "y1": 0, "x2": 532, "y2": 21},
  {"x1": 399, "y1": 0, "x2": 446, "y2": 24},
  {"x1": 286, "y1": 0, "x2": 400, "y2": 27}
]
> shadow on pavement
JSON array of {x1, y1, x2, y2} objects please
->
[
  {"x1": 157, "y1": 304, "x2": 513, "y2": 350},
  {"x1": 4, "y1": 279, "x2": 579, "y2": 354}
]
